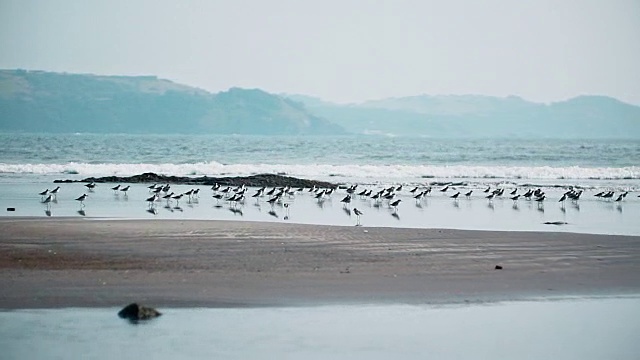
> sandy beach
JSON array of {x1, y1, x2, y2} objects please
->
[{"x1": 1, "y1": 218, "x2": 639, "y2": 309}]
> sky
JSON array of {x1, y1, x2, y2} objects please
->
[{"x1": 1, "y1": 0, "x2": 639, "y2": 105}]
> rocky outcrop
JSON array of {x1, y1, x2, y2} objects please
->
[
  {"x1": 54, "y1": 172, "x2": 336, "y2": 189},
  {"x1": 118, "y1": 303, "x2": 162, "y2": 321}
]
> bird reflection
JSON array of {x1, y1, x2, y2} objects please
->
[
  {"x1": 77, "y1": 209, "x2": 86, "y2": 216},
  {"x1": 230, "y1": 208, "x2": 244, "y2": 216},
  {"x1": 343, "y1": 207, "x2": 352, "y2": 217},
  {"x1": 146, "y1": 208, "x2": 158, "y2": 215},
  {"x1": 391, "y1": 212, "x2": 400, "y2": 220},
  {"x1": 268, "y1": 210, "x2": 278, "y2": 218},
  {"x1": 45, "y1": 209, "x2": 52, "y2": 217}
]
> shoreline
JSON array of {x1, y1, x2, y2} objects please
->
[{"x1": 2, "y1": 218, "x2": 640, "y2": 309}]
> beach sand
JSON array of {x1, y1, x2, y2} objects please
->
[{"x1": 1, "y1": 218, "x2": 639, "y2": 309}]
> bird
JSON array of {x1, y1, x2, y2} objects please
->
[
  {"x1": 390, "y1": 199, "x2": 402, "y2": 212},
  {"x1": 42, "y1": 194, "x2": 53, "y2": 209},
  {"x1": 558, "y1": 193, "x2": 567, "y2": 204},
  {"x1": 38, "y1": 189, "x2": 49, "y2": 200},
  {"x1": 440, "y1": 185, "x2": 449, "y2": 192},
  {"x1": 450, "y1": 192, "x2": 461, "y2": 200},
  {"x1": 111, "y1": 184, "x2": 121, "y2": 193},
  {"x1": 464, "y1": 190, "x2": 473, "y2": 198},
  {"x1": 120, "y1": 185, "x2": 130, "y2": 195},
  {"x1": 340, "y1": 195, "x2": 352, "y2": 208},
  {"x1": 50, "y1": 186, "x2": 61, "y2": 199},
  {"x1": 85, "y1": 182, "x2": 96, "y2": 191},
  {"x1": 353, "y1": 208, "x2": 363, "y2": 226},
  {"x1": 510, "y1": 188, "x2": 518, "y2": 196},
  {"x1": 146, "y1": 194, "x2": 158, "y2": 208},
  {"x1": 535, "y1": 195, "x2": 546, "y2": 207},
  {"x1": 171, "y1": 193, "x2": 184, "y2": 206},
  {"x1": 615, "y1": 194, "x2": 624, "y2": 202},
  {"x1": 75, "y1": 194, "x2": 88, "y2": 207}
]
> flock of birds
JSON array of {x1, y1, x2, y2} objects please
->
[{"x1": 37, "y1": 181, "x2": 636, "y2": 224}]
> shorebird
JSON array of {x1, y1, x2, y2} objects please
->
[
  {"x1": 120, "y1": 185, "x2": 130, "y2": 195},
  {"x1": 38, "y1": 189, "x2": 49, "y2": 200},
  {"x1": 510, "y1": 188, "x2": 518, "y2": 196},
  {"x1": 50, "y1": 186, "x2": 61, "y2": 199},
  {"x1": 111, "y1": 184, "x2": 121, "y2": 193},
  {"x1": 75, "y1": 194, "x2": 88, "y2": 207},
  {"x1": 353, "y1": 208, "x2": 363, "y2": 226},
  {"x1": 146, "y1": 194, "x2": 158, "y2": 208},
  {"x1": 558, "y1": 193, "x2": 567, "y2": 204},
  {"x1": 450, "y1": 192, "x2": 461, "y2": 200},
  {"x1": 510, "y1": 194, "x2": 521, "y2": 203},
  {"x1": 440, "y1": 185, "x2": 449, "y2": 193},
  {"x1": 535, "y1": 195, "x2": 546, "y2": 207},
  {"x1": 464, "y1": 190, "x2": 473, "y2": 198},
  {"x1": 171, "y1": 193, "x2": 184, "y2": 206},
  {"x1": 85, "y1": 182, "x2": 96, "y2": 191},
  {"x1": 615, "y1": 194, "x2": 624, "y2": 202},
  {"x1": 340, "y1": 194, "x2": 352, "y2": 208},
  {"x1": 42, "y1": 194, "x2": 53, "y2": 209},
  {"x1": 390, "y1": 199, "x2": 401, "y2": 212}
]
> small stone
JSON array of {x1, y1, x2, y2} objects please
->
[
  {"x1": 118, "y1": 303, "x2": 162, "y2": 321},
  {"x1": 495, "y1": 265, "x2": 503, "y2": 270}
]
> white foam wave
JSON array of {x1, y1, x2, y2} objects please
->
[{"x1": 1, "y1": 162, "x2": 639, "y2": 182}]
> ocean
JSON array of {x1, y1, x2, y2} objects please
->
[{"x1": 1, "y1": 133, "x2": 639, "y2": 234}]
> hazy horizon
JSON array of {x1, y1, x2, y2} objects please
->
[{"x1": 1, "y1": 1, "x2": 639, "y2": 105}]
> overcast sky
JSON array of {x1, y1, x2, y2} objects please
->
[{"x1": 1, "y1": 0, "x2": 639, "y2": 105}]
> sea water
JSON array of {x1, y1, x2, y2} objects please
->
[
  {"x1": 1, "y1": 133, "x2": 639, "y2": 234},
  {"x1": 1, "y1": 297, "x2": 639, "y2": 360}
]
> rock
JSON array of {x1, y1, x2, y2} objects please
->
[
  {"x1": 544, "y1": 221, "x2": 568, "y2": 225},
  {"x1": 118, "y1": 303, "x2": 162, "y2": 321},
  {"x1": 6, "y1": 207, "x2": 15, "y2": 211},
  {"x1": 494, "y1": 265, "x2": 503, "y2": 270},
  {"x1": 55, "y1": 172, "x2": 336, "y2": 189}
]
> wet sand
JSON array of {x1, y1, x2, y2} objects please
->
[{"x1": 1, "y1": 218, "x2": 639, "y2": 309}]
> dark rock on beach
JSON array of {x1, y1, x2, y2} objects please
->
[
  {"x1": 118, "y1": 303, "x2": 162, "y2": 321},
  {"x1": 55, "y1": 172, "x2": 336, "y2": 189}
]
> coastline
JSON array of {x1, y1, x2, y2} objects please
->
[{"x1": 2, "y1": 218, "x2": 639, "y2": 309}]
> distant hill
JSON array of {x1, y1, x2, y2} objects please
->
[
  {"x1": 2, "y1": 69, "x2": 638, "y2": 138},
  {"x1": 286, "y1": 94, "x2": 640, "y2": 138},
  {"x1": 0, "y1": 70, "x2": 345, "y2": 135}
]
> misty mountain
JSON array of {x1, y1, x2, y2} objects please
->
[
  {"x1": 286, "y1": 94, "x2": 640, "y2": 138},
  {"x1": 0, "y1": 70, "x2": 345, "y2": 135}
]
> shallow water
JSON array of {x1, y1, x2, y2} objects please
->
[
  {"x1": 1, "y1": 297, "x2": 639, "y2": 360},
  {"x1": 1, "y1": 181, "x2": 639, "y2": 235}
]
